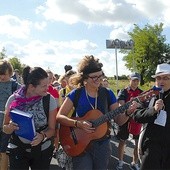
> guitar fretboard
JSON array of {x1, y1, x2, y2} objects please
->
[{"x1": 92, "y1": 98, "x2": 139, "y2": 128}]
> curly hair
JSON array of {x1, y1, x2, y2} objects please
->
[
  {"x1": 78, "y1": 55, "x2": 103, "y2": 75},
  {"x1": 70, "y1": 55, "x2": 103, "y2": 87}
]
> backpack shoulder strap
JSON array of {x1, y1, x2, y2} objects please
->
[
  {"x1": 63, "y1": 88, "x2": 66, "y2": 97},
  {"x1": 117, "y1": 87, "x2": 129, "y2": 102},
  {"x1": 98, "y1": 87, "x2": 110, "y2": 114},
  {"x1": 42, "y1": 93, "x2": 50, "y2": 120},
  {"x1": 124, "y1": 88, "x2": 129, "y2": 102},
  {"x1": 72, "y1": 88, "x2": 82, "y2": 117},
  {"x1": 11, "y1": 81, "x2": 18, "y2": 93}
]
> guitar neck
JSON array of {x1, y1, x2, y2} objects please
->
[
  {"x1": 91, "y1": 86, "x2": 161, "y2": 128},
  {"x1": 92, "y1": 99, "x2": 135, "y2": 128}
]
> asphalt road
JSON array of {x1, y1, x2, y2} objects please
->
[{"x1": 50, "y1": 128, "x2": 136, "y2": 170}]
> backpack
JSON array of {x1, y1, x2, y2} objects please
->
[
  {"x1": 42, "y1": 93, "x2": 50, "y2": 120},
  {"x1": 7, "y1": 93, "x2": 52, "y2": 153},
  {"x1": 62, "y1": 88, "x2": 66, "y2": 98},
  {"x1": 42, "y1": 93, "x2": 56, "y2": 146},
  {"x1": 11, "y1": 81, "x2": 19, "y2": 93},
  {"x1": 72, "y1": 87, "x2": 111, "y2": 117}
]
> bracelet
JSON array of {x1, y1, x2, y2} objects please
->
[
  {"x1": 40, "y1": 133, "x2": 45, "y2": 141},
  {"x1": 74, "y1": 120, "x2": 78, "y2": 128},
  {"x1": 40, "y1": 131, "x2": 48, "y2": 142}
]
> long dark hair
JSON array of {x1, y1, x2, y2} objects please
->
[{"x1": 22, "y1": 66, "x2": 48, "y2": 89}]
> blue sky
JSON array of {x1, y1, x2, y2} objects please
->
[{"x1": 0, "y1": 0, "x2": 170, "y2": 77}]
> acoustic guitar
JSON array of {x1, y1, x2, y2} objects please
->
[{"x1": 59, "y1": 86, "x2": 161, "y2": 157}]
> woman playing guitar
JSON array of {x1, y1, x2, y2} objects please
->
[{"x1": 56, "y1": 55, "x2": 138, "y2": 170}]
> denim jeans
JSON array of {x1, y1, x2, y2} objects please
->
[{"x1": 72, "y1": 138, "x2": 111, "y2": 170}]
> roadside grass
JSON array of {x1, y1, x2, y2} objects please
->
[{"x1": 108, "y1": 79, "x2": 155, "y2": 96}]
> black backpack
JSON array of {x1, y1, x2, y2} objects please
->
[
  {"x1": 42, "y1": 93, "x2": 50, "y2": 120},
  {"x1": 72, "y1": 87, "x2": 111, "y2": 117},
  {"x1": 11, "y1": 81, "x2": 19, "y2": 93}
]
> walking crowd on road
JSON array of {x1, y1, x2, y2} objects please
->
[{"x1": 0, "y1": 56, "x2": 170, "y2": 170}]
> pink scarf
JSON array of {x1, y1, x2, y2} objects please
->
[{"x1": 10, "y1": 86, "x2": 42, "y2": 111}]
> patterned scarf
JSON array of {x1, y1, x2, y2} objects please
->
[{"x1": 10, "y1": 86, "x2": 42, "y2": 111}]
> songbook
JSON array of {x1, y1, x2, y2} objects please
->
[{"x1": 10, "y1": 109, "x2": 36, "y2": 141}]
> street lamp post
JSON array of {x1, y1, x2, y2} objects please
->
[{"x1": 106, "y1": 39, "x2": 134, "y2": 93}]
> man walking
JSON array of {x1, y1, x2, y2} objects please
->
[{"x1": 116, "y1": 73, "x2": 143, "y2": 170}]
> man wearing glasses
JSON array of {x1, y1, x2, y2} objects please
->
[{"x1": 133, "y1": 63, "x2": 170, "y2": 170}]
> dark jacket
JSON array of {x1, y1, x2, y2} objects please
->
[{"x1": 133, "y1": 89, "x2": 170, "y2": 147}]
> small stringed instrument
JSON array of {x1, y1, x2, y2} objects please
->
[{"x1": 59, "y1": 86, "x2": 161, "y2": 157}]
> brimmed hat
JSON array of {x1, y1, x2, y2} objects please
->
[
  {"x1": 14, "y1": 69, "x2": 19, "y2": 72},
  {"x1": 129, "y1": 72, "x2": 141, "y2": 80},
  {"x1": 152, "y1": 63, "x2": 170, "y2": 78}
]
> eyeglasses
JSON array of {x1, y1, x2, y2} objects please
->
[
  {"x1": 156, "y1": 76, "x2": 170, "y2": 81},
  {"x1": 88, "y1": 74, "x2": 103, "y2": 81}
]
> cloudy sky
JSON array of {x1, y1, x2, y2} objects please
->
[{"x1": 0, "y1": 0, "x2": 170, "y2": 76}]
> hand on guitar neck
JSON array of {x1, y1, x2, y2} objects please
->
[{"x1": 125, "y1": 100, "x2": 140, "y2": 116}]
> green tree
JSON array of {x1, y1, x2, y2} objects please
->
[
  {"x1": 0, "y1": 47, "x2": 7, "y2": 59},
  {"x1": 123, "y1": 23, "x2": 170, "y2": 85},
  {"x1": 9, "y1": 57, "x2": 23, "y2": 73}
]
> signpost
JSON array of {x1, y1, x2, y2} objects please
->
[{"x1": 106, "y1": 39, "x2": 134, "y2": 92}]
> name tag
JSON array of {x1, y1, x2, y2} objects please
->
[{"x1": 154, "y1": 110, "x2": 167, "y2": 127}]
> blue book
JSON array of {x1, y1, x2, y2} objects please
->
[{"x1": 10, "y1": 109, "x2": 36, "y2": 141}]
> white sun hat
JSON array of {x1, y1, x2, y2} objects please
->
[{"x1": 152, "y1": 63, "x2": 170, "y2": 78}]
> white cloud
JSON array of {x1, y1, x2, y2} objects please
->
[
  {"x1": 0, "y1": 15, "x2": 32, "y2": 39},
  {"x1": 109, "y1": 26, "x2": 132, "y2": 40},
  {"x1": 38, "y1": 0, "x2": 143, "y2": 26},
  {"x1": 1, "y1": 39, "x2": 130, "y2": 76},
  {"x1": 38, "y1": 0, "x2": 168, "y2": 27},
  {"x1": 49, "y1": 40, "x2": 97, "y2": 51}
]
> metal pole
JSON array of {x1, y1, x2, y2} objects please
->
[
  {"x1": 133, "y1": 54, "x2": 135, "y2": 72},
  {"x1": 115, "y1": 47, "x2": 118, "y2": 93}
]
